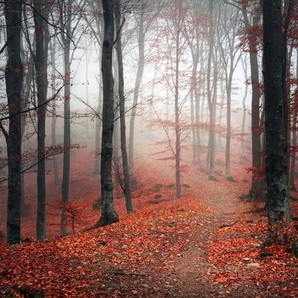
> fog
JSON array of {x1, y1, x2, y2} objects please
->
[{"x1": 1, "y1": 0, "x2": 293, "y2": 241}]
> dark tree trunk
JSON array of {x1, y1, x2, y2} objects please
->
[
  {"x1": 115, "y1": 0, "x2": 133, "y2": 213},
  {"x1": 263, "y1": 0, "x2": 291, "y2": 236},
  {"x1": 4, "y1": 0, "x2": 23, "y2": 245},
  {"x1": 34, "y1": 0, "x2": 49, "y2": 241},
  {"x1": 242, "y1": 8, "x2": 264, "y2": 197},
  {"x1": 96, "y1": 0, "x2": 119, "y2": 226},
  {"x1": 59, "y1": 0, "x2": 72, "y2": 236}
]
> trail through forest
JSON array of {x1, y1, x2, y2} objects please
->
[{"x1": 0, "y1": 144, "x2": 298, "y2": 297}]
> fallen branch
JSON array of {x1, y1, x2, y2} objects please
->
[{"x1": 219, "y1": 220, "x2": 238, "y2": 228}]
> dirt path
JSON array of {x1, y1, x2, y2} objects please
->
[{"x1": 162, "y1": 178, "x2": 264, "y2": 298}]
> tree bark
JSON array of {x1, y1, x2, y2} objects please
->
[
  {"x1": 263, "y1": 0, "x2": 291, "y2": 235},
  {"x1": 128, "y1": 1, "x2": 145, "y2": 167},
  {"x1": 96, "y1": 0, "x2": 119, "y2": 226},
  {"x1": 60, "y1": 0, "x2": 72, "y2": 236},
  {"x1": 34, "y1": 0, "x2": 49, "y2": 241},
  {"x1": 4, "y1": 0, "x2": 23, "y2": 245},
  {"x1": 115, "y1": 0, "x2": 133, "y2": 213},
  {"x1": 241, "y1": 7, "x2": 264, "y2": 197}
]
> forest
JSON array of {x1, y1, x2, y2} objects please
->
[{"x1": 0, "y1": 0, "x2": 298, "y2": 297}]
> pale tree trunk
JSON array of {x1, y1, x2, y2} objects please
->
[
  {"x1": 34, "y1": 0, "x2": 49, "y2": 241},
  {"x1": 263, "y1": 0, "x2": 291, "y2": 237},
  {"x1": 240, "y1": 55, "x2": 249, "y2": 160},
  {"x1": 219, "y1": 6, "x2": 240, "y2": 181},
  {"x1": 115, "y1": 0, "x2": 133, "y2": 213},
  {"x1": 96, "y1": 0, "x2": 119, "y2": 226},
  {"x1": 289, "y1": 49, "x2": 298, "y2": 190},
  {"x1": 4, "y1": 0, "x2": 23, "y2": 245},
  {"x1": 50, "y1": 39, "x2": 59, "y2": 184},
  {"x1": 128, "y1": 2, "x2": 145, "y2": 167},
  {"x1": 174, "y1": 36, "x2": 181, "y2": 198},
  {"x1": 20, "y1": 34, "x2": 34, "y2": 215},
  {"x1": 94, "y1": 80, "x2": 102, "y2": 175},
  {"x1": 206, "y1": 0, "x2": 217, "y2": 181}
]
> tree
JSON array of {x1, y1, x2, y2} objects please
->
[
  {"x1": 96, "y1": 0, "x2": 119, "y2": 226},
  {"x1": 263, "y1": 0, "x2": 291, "y2": 238},
  {"x1": 58, "y1": 0, "x2": 87, "y2": 236},
  {"x1": 59, "y1": 0, "x2": 72, "y2": 237},
  {"x1": 33, "y1": 0, "x2": 50, "y2": 241},
  {"x1": 225, "y1": 0, "x2": 263, "y2": 196},
  {"x1": 2, "y1": 0, "x2": 24, "y2": 245},
  {"x1": 206, "y1": 0, "x2": 218, "y2": 181},
  {"x1": 218, "y1": 3, "x2": 241, "y2": 181},
  {"x1": 115, "y1": 0, "x2": 133, "y2": 213}
]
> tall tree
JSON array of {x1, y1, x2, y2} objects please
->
[
  {"x1": 206, "y1": 0, "x2": 218, "y2": 181},
  {"x1": 96, "y1": 0, "x2": 119, "y2": 226},
  {"x1": 58, "y1": 0, "x2": 87, "y2": 235},
  {"x1": 225, "y1": 0, "x2": 263, "y2": 196},
  {"x1": 59, "y1": 0, "x2": 72, "y2": 237},
  {"x1": 128, "y1": 0, "x2": 159, "y2": 167},
  {"x1": 3, "y1": 0, "x2": 24, "y2": 245},
  {"x1": 218, "y1": 3, "x2": 241, "y2": 181},
  {"x1": 33, "y1": 0, "x2": 50, "y2": 241},
  {"x1": 115, "y1": 0, "x2": 133, "y2": 213},
  {"x1": 263, "y1": 0, "x2": 291, "y2": 238}
]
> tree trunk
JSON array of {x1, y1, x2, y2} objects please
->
[
  {"x1": 242, "y1": 8, "x2": 263, "y2": 197},
  {"x1": 51, "y1": 39, "x2": 59, "y2": 184},
  {"x1": 94, "y1": 86, "x2": 102, "y2": 175},
  {"x1": 289, "y1": 49, "x2": 298, "y2": 190},
  {"x1": 128, "y1": 2, "x2": 145, "y2": 167},
  {"x1": 60, "y1": 0, "x2": 72, "y2": 236},
  {"x1": 240, "y1": 56, "x2": 249, "y2": 160},
  {"x1": 206, "y1": 6, "x2": 218, "y2": 180},
  {"x1": 96, "y1": 0, "x2": 119, "y2": 226},
  {"x1": 115, "y1": 0, "x2": 133, "y2": 213},
  {"x1": 4, "y1": 0, "x2": 23, "y2": 245},
  {"x1": 33, "y1": 0, "x2": 49, "y2": 241},
  {"x1": 263, "y1": 0, "x2": 291, "y2": 236}
]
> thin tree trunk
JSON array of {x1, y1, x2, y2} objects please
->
[
  {"x1": 206, "y1": 1, "x2": 217, "y2": 181},
  {"x1": 34, "y1": 0, "x2": 49, "y2": 241},
  {"x1": 128, "y1": 3, "x2": 145, "y2": 167},
  {"x1": 94, "y1": 84, "x2": 102, "y2": 175},
  {"x1": 240, "y1": 56, "x2": 248, "y2": 160},
  {"x1": 60, "y1": 0, "x2": 72, "y2": 236},
  {"x1": 289, "y1": 49, "x2": 298, "y2": 190},
  {"x1": 51, "y1": 39, "x2": 59, "y2": 184},
  {"x1": 242, "y1": 9, "x2": 263, "y2": 197},
  {"x1": 115, "y1": 0, "x2": 133, "y2": 213}
]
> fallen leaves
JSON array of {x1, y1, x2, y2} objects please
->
[{"x1": 1, "y1": 148, "x2": 298, "y2": 297}]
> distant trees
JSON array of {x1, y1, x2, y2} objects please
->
[
  {"x1": 1, "y1": 0, "x2": 298, "y2": 244},
  {"x1": 225, "y1": 0, "x2": 263, "y2": 197}
]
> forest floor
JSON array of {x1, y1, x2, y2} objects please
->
[{"x1": 0, "y1": 146, "x2": 298, "y2": 297}]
